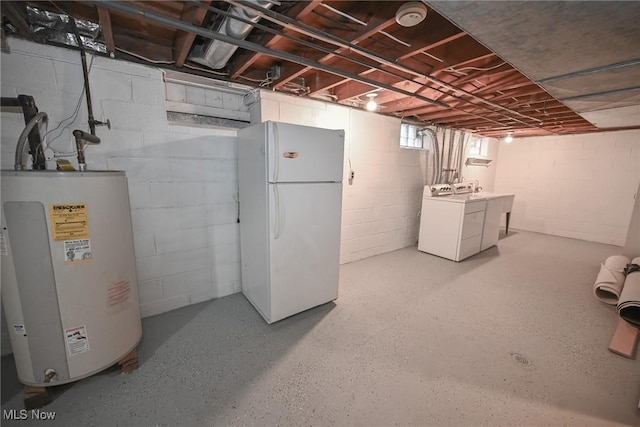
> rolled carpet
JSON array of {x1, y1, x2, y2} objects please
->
[
  {"x1": 617, "y1": 257, "x2": 640, "y2": 326},
  {"x1": 593, "y1": 255, "x2": 630, "y2": 305}
]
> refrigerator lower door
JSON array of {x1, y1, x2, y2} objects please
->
[{"x1": 267, "y1": 182, "x2": 342, "y2": 323}]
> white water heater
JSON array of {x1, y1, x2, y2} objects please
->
[{"x1": 1, "y1": 170, "x2": 142, "y2": 387}]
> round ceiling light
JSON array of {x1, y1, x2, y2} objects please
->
[{"x1": 395, "y1": 2, "x2": 428, "y2": 27}]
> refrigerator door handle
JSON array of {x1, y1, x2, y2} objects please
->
[
  {"x1": 272, "y1": 122, "x2": 280, "y2": 183},
  {"x1": 273, "y1": 184, "x2": 281, "y2": 239}
]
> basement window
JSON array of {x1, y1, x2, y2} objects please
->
[
  {"x1": 400, "y1": 123, "x2": 423, "y2": 149},
  {"x1": 468, "y1": 137, "x2": 488, "y2": 157}
]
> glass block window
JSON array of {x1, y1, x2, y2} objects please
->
[{"x1": 400, "y1": 123, "x2": 423, "y2": 149}]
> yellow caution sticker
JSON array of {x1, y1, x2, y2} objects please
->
[{"x1": 49, "y1": 204, "x2": 90, "y2": 241}]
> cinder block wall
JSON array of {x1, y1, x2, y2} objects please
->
[
  {"x1": 1, "y1": 39, "x2": 242, "y2": 321},
  {"x1": 253, "y1": 91, "x2": 437, "y2": 264},
  {"x1": 493, "y1": 130, "x2": 640, "y2": 245}
]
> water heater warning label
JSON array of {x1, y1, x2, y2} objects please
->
[
  {"x1": 64, "y1": 239, "x2": 92, "y2": 264},
  {"x1": 50, "y1": 203, "x2": 89, "y2": 241},
  {"x1": 65, "y1": 325, "x2": 89, "y2": 356}
]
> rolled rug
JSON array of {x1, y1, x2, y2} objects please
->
[
  {"x1": 593, "y1": 255, "x2": 630, "y2": 305},
  {"x1": 617, "y1": 257, "x2": 640, "y2": 326}
]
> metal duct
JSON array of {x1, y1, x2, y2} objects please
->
[{"x1": 189, "y1": 0, "x2": 274, "y2": 69}]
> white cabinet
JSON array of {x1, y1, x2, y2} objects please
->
[
  {"x1": 418, "y1": 198, "x2": 486, "y2": 261},
  {"x1": 418, "y1": 191, "x2": 516, "y2": 262},
  {"x1": 481, "y1": 197, "x2": 504, "y2": 250}
]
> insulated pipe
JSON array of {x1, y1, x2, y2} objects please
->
[
  {"x1": 456, "y1": 131, "x2": 466, "y2": 183},
  {"x1": 422, "y1": 128, "x2": 439, "y2": 185},
  {"x1": 437, "y1": 127, "x2": 445, "y2": 184},
  {"x1": 448, "y1": 128, "x2": 455, "y2": 173},
  {"x1": 15, "y1": 112, "x2": 48, "y2": 171},
  {"x1": 433, "y1": 128, "x2": 440, "y2": 184}
]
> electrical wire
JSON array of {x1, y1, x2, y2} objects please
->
[
  {"x1": 115, "y1": 47, "x2": 175, "y2": 64},
  {"x1": 237, "y1": 75, "x2": 267, "y2": 83},
  {"x1": 183, "y1": 63, "x2": 229, "y2": 76},
  {"x1": 36, "y1": 53, "x2": 97, "y2": 159},
  {"x1": 446, "y1": 62, "x2": 507, "y2": 75}
]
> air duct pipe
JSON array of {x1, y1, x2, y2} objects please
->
[{"x1": 190, "y1": 0, "x2": 275, "y2": 69}]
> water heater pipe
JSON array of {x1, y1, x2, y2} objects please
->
[
  {"x1": 73, "y1": 129, "x2": 101, "y2": 171},
  {"x1": 15, "y1": 112, "x2": 48, "y2": 171},
  {"x1": 70, "y1": 17, "x2": 97, "y2": 136}
]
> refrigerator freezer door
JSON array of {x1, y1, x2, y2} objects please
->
[
  {"x1": 267, "y1": 182, "x2": 342, "y2": 323},
  {"x1": 267, "y1": 122, "x2": 344, "y2": 183}
]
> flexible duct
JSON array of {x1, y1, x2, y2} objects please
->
[
  {"x1": 189, "y1": 0, "x2": 274, "y2": 69},
  {"x1": 421, "y1": 127, "x2": 439, "y2": 185},
  {"x1": 15, "y1": 112, "x2": 48, "y2": 171}
]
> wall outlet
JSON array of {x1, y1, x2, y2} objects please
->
[{"x1": 349, "y1": 170, "x2": 354, "y2": 185}]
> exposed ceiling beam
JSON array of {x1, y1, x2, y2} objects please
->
[
  {"x1": 275, "y1": 16, "x2": 398, "y2": 89},
  {"x1": 3, "y1": 1, "x2": 31, "y2": 37},
  {"x1": 95, "y1": 0, "x2": 454, "y2": 111},
  {"x1": 221, "y1": 0, "x2": 547, "y2": 129},
  {"x1": 229, "y1": 0, "x2": 321, "y2": 79},
  {"x1": 173, "y1": 0, "x2": 211, "y2": 67},
  {"x1": 114, "y1": 33, "x2": 174, "y2": 63},
  {"x1": 96, "y1": 6, "x2": 115, "y2": 54}
]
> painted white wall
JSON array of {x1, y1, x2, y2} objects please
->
[
  {"x1": 493, "y1": 130, "x2": 640, "y2": 245},
  {"x1": 252, "y1": 90, "x2": 432, "y2": 264},
  {"x1": 1, "y1": 39, "x2": 244, "y2": 322},
  {"x1": 623, "y1": 181, "x2": 640, "y2": 258},
  {"x1": 460, "y1": 136, "x2": 500, "y2": 192},
  {"x1": 0, "y1": 38, "x2": 502, "y2": 355}
]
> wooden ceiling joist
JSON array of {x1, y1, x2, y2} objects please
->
[
  {"x1": 173, "y1": 0, "x2": 211, "y2": 67},
  {"x1": 96, "y1": 6, "x2": 115, "y2": 54}
]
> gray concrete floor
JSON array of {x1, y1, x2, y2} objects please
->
[{"x1": 2, "y1": 230, "x2": 639, "y2": 426}]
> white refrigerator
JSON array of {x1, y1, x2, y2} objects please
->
[{"x1": 237, "y1": 121, "x2": 345, "y2": 324}]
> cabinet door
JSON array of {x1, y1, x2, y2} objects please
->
[
  {"x1": 461, "y1": 210, "x2": 485, "y2": 240},
  {"x1": 458, "y1": 235, "x2": 483, "y2": 261},
  {"x1": 481, "y1": 198, "x2": 503, "y2": 251}
]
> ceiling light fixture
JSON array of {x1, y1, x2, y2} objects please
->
[
  {"x1": 365, "y1": 93, "x2": 378, "y2": 111},
  {"x1": 395, "y1": 2, "x2": 428, "y2": 27},
  {"x1": 505, "y1": 131, "x2": 514, "y2": 143}
]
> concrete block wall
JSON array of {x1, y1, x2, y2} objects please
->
[
  {"x1": 252, "y1": 91, "x2": 430, "y2": 264},
  {"x1": 493, "y1": 130, "x2": 640, "y2": 245},
  {"x1": 1, "y1": 39, "x2": 244, "y2": 321},
  {"x1": 460, "y1": 137, "x2": 500, "y2": 192}
]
